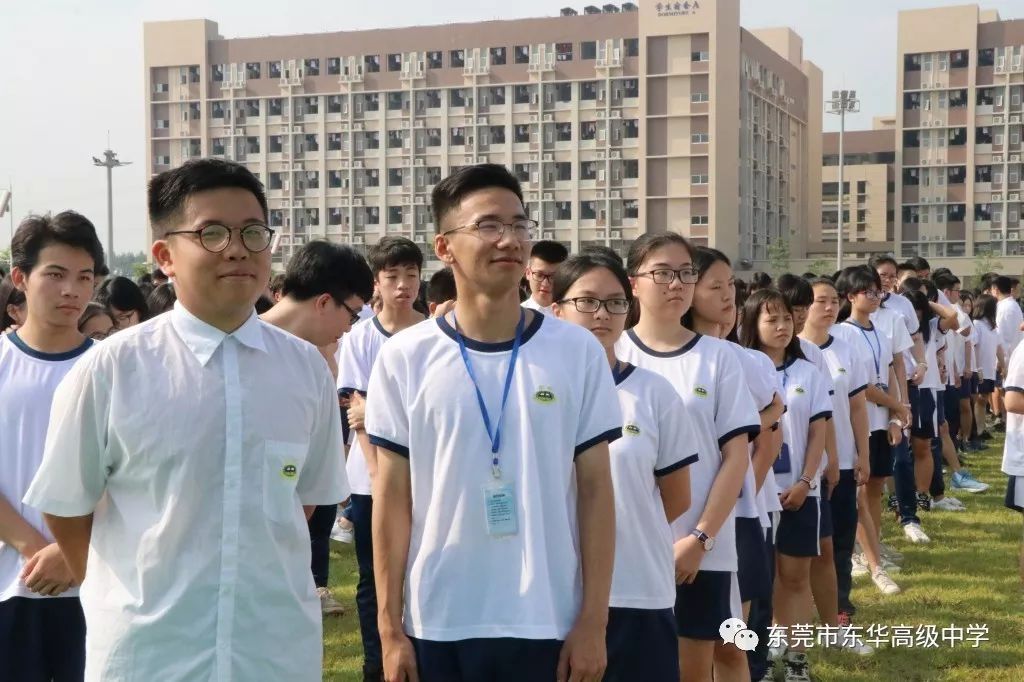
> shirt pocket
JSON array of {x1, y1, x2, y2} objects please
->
[{"x1": 263, "y1": 440, "x2": 309, "y2": 524}]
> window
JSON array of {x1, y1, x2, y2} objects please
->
[
  {"x1": 995, "y1": 132, "x2": 1004, "y2": 146},
  {"x1": 269, "y1": 61, "x2": 282, "y2": 79},
  {"x1": 948, "y1": 166, "x2": 966, "y2": 184},
  {"x1": 514, "y1": 85, "x2": 533, "y2": 104},
  {"x1": 691, "y1": 174, "x2": 709, "y2": 185},
  {"x1": 580, "y1": 201, "x2": 597, "y2": 220},
  {"x1": 268, "y1": 98, "x2": 283, "y2": 116},
  {"x1": 426, "y1": 128, "x2": 442, "y2": 146},
  {"x1": 949, "y1": 89, "x2": 968, "y2": 108},
  {"x1": 950, "y1": 50, "x2": 969, "y2": 68},
  {"x1": 857, "y1": 180, "x2": 867, "y2": 194},
  {"x1": 304, "y1": 59, "x2": 320, "y2": 76},
  {"x1": 1012, "y1": 132, "x2": 1022, "y2": 146},
  {"x1": 553, "y1": 83, "x2": 572, "y2": 103},
  {"x1": 489, "y1": 126, "x2": 506, "y2": 144},
  {"x1": 902, "y1": 168, "x2": 920, "y2": 186},
  {"x1": 388, "y1": 168, "x2": 404, "y2": 186},
  {"x1": 582, "y1": 41, "x2": 597, "y2": 60},
  {"x1": 691, "y1": 92, "x2": 709, "y2": 103},
  {"x1": 245, "y1": 62, "x2": 260, "y2": 79},
  {"x1": 153, "y1": 82, "x2": 169, "y2": 93},
  {"x1": 328, "y1": 57, "x2": 341, "y2": 75},
  {"x1": 366, "y1": 207, "x2": 380, "y2": 225},
  {"x1": 556, "y1": 122, "x2": 572, "y2": 142},
  {"x1": 555, "y1": 162, "x2": 572, "y2": 181},
  {"x1": 245, "y1": 137, "x2": 259, "y2": 154},
  {"x1": 388, "y1": 92, "x2": 404, "y2": 111},
  {"x1": 450, "y1": 89, "x2": 467, "y2": 107},
  {"x1": 622, "y1": 79, "x2": 639, "y2": 98},
  {"x1": 625, "y1": 38, "x2": 639, "y2": 57},
  {"x1": 328, "y1": 95, "x2": 346, "y2": 114},
  {"x1": 580, "y1": 161, "x2": 599, "y2": 181},
  {"x1": 385, "y1": 53, "x2": 402, "y2": 72},
  {"x1": 188, "y1": 66, "x2": 200, "y2": 83},
  {"x1": 451, "y1": 127, "x2": 466, "y2": 145},
  {"x1": 581, "y1": 81, "x2": 598, "y2": 100},
  {"x1": 581, "y1": 121, "x2": 597, "y2": 140},
  {"x1": 427, "y1": 51, "x2": 443, "y2": 69},
  {"x1": 211, "y1": 64, "x2": 224, "y2": 82},
  {"x1": 1013, "y1": 92, "x2": 1022, "y2": 106},
  {"x1": 948, "y1": 127, "x2": 966, "y2": 145},
  {"x1": 624, "y1": 160, "x2": 638, "y2": 179},
  {"x1": 388, "y1": 130, "x2": 404, "y2": 148},
  {"x1": 360, "y1": 93, "x2": 379, "y2": 112},
  {"x1": 304, "y1": 171, "x2": 320, "y2": 189},
  {"x1": 426, "y1": 167, "x2": 442, "y2": 185},
  {"x1": 976, "y1": 165, "x2": 992, "y2": 183},
  {"x1": 514, "y1": 45, "x2": 530, "y2": 64},
  {"x1": 364, "y1": 55, "x2": 380, "y2": 73},
  {"x1": 211, "y1": 138, "x2": 226, "y2": 155},
  {"x1": 388, "y1": 206, "x2": 404, "y2": 224},
  {"x1": 328, "y1": 208, "x2": 345, "y2": 225},
  {"x1": 268, "y1": 135, "x2": 283, "y2": 153},
  {"x1": 691, "y1": 132, "x2": 709, "y2": 143},
  {"x1": 450, "y1": 50, "x2": 465, "y2": 68},
  {"x1": 691, "y1": 215, "x2": 709, "y2": 225},
  {"x1": 327, "y1": 132, "x2": 344, "y2": 151},
  {"x1": 691, "y1": 51, "x2": 710, "y2": 62},
  {"x1": 490, "y1": 47, "x2": 506, "y2": 65},
  {"x1": 211, "y1": 101, "x2": 226, "y2": 119},
  {"x1": 624, "y1": 199, "x2": 638, "y2": 219},
  {"x1": 555, "y1": 202, "x2": 572, "y2": 220},
  {"x1": 556, "y1": 42, "x2": 572, "y2": 61},
  {"x1": 488, "y1": 86, "x2": 506, "y2": 105},
  {"x1": 1010, "y1": 169, "x2": 1020, "y2": 184},
  {"x1": 268, "y1": 172, "x2": 284, "y2": 190},
  {"x1": 904, "y1": 54, "x2": 921, "y2": 71},
  {"x1": 302, "y1": 97, "x2": 319, "y2": 115},
  {"x1": 364, "y1": 169, "x2": 380, "y2": 187},
  {"x1": 979, "y1": 48, "x2": 995, "y2": 67},
  {"x1": 624, "y1": 120, "x2": 639, "y2": 138},
  {"x1": 514, "y1": 124, "x2": 530, "y2": 143}
]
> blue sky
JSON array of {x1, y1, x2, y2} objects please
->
[{"x1": 1, "y1": 0, "x2": 1020, "y2": 252}]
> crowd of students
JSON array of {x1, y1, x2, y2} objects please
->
[{"x1": 1, "y1": 158, "x2": 1023, "y2": 682}]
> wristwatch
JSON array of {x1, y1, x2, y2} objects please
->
[
  {"x1": 799, "y1": 475, "x2": 818, "y2": 490},
  {"x1": 690, "y1": 528, "x2": 716, "y2": 552}
]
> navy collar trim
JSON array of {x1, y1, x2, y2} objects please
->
[{"x1": 436, "y1": 310, "x2": 544, "y2": 352}]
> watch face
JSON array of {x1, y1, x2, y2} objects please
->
[{"x1": 703, "y1": 536, "x2": 715, "y2": 551}]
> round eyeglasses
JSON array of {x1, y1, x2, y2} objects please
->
[
  {"x1": 165, "y1": 223, "x2": 275, "y2": 253},
  {"x1": 442, "y1": 219, "x2": 537, "y2": 243},
  {"x1": 558, "y1": 297, "x2": 631, "y2": 315}
]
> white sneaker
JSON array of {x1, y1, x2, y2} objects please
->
[
  {"x1": 903, "y1": 522, "x2": 931, "y2": 544},
  {"x1": 932, "y1": 497, "x2": 966, "y2": 512},
  {"x1": 851, "y1": 552, "x2": 869, "y2": 578},
  {"x1": 330, "y1": 517, "x2": 354, "y2": 543},
  {"x1": 879, "y1": 542, "x2": 904, "y2": 562},
  {"x1": 840, "y1": 626, "x2": 876, "y2": 655},
  {"x1": 871, "y1": 568, "x2": 902, "y2": 595},
  {"x1": 316, "y1": 586, "x2": 345, "y2": 615}
]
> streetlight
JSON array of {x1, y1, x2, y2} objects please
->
[
  {"x1": 92, "y1": 148, "x2": 132, "y2": 263},
  {"x1": 826, "y1": 89, "x2": 860, "y2": 270}
]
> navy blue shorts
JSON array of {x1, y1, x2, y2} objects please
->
[
  {"x1": 605, "y1": 607, "x2": 677, "y2": 682},
  {"x1": 909, "y1": 385, "x2": 938, "y2": 439},
  {"x1": 675, "y1": 570, "x2": 737, "y2": 640},
  {"x1": 735, "y1": 516, "x2": 772, "y2": 602},
  {"x1": 979, "y1": 378, "x2": 996, "y2": 395},
  {"x1": 936, "y1": 390, "x2": 947, "y2": 427},
  {"x1": 0, "y1": 596, "x2": 85, "y2": 682},
  {"x1": 409, "y1": 636, "x2": 562, "y2": 682},
  {"x1": 869, "y1": 429, "x2": 894, "y2": 478},
  {"x1": 1006, "y1": 476, "x2": 1024, "y2": 513},
  {"x1": 957, "y1": 376, "x2": 974, "y2": 400},
  {"x1": 775, "y1": 496, "x2": 821, "y2": 558},
  {"x1": 819, "y1": 482, "x2": 834, "y2": 539}
]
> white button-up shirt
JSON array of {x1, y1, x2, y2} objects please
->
[{"x1": 24, "y1": 302, "x2": 348, "y2": 682}]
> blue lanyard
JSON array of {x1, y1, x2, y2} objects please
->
[
  {"x1": 846, "y1": 320, "x2": 882, "y2": 381},
  {"x1": 454, "y1": 309, "x2": 525, "y2": 479}
]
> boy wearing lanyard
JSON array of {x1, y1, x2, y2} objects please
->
[{"x1": 366, "y1": 164, "x2": 621, "y2": 682}]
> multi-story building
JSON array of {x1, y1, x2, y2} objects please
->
[
  {"x1": 811, "y1": 117, "x2": 896, "y2": 261},
  {"x1": 143, "y1": 0, "x2": 821, "y2": 269},
  {"x1": 896, "y1": 4, "x2": 1024, "y2": 261}
]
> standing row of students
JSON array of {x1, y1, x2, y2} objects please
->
[{"x1": 3, "y1": 159, "x2": 1023, "y2": 682}]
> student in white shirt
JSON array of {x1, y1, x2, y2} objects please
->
[
  {"x1": 973, "y1": 294, "x2": 1007, "y2": 438},
  {"x1": 367, "y1": 164, "x2": 621, "y2": 682},
  {"x1": 259, "y1": 240, "x2": 374, "y2": 618},
  {"x1": 426, "y1": 267, "x2": 457, "y2": 318},
  {"x1": 24, "y1": 159, "x2": 349, "y2": 682},
  {"x1": 337, "y1": 236, "x2": 426, "y2": 680},
  {"x1": 683, "y1": 247, "x2": 784, "y2": 679},
  {"x1": 1001, "y1": 342, "x2": 1024, "y2": 585},
  {"x1": 871, "y1": 255, "x2": 928, "y2": 389},
  {"x1": 521, "y1": 240, "x2": 568, "y2": 315},
  {"x1": 738, "y1": 289, "x2": 831, "y2": 681},
  {"x1": 0, "y1": 212, "x2": 105, "y2": 682},
  {"x1": 959, "y1": 291, "x2": 985, "y2": 450},
  {"x1": 616, "y1": 233, "x2": 760, "y2": 682},
  {"x1": 992, "y1": 275, "x2": 1024, "y2": 360},
  {"x1": 552, "y1": 249, "x2": 694, "y2": 682}
]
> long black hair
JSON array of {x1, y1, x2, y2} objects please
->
[
  {"x1": 901, "y1": 287, "x2": 934, "y2": 343},
  {"x1": 0, "y1": 275, "x2": 26, "y2": 330},
  {"x1": 738, "y1": 288, "x2": 805, "y2": 361},
  {"x1": 973, "y1": 293, "x2": 997, "y2": 329},
  {"x1": 94, "y1": 276, "x2": 149, "y2": 321},
  {"x1": 681, "y1": 247, "x2": 733, "y2": 334}
]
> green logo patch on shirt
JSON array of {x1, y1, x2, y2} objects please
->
[{"x1": 534, "y1": 386, "x2": 556, "y2": 404}]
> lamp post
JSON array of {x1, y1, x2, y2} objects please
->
[
  {"x1": 92, "y1": 148, "x2": 132, "y2": 262},
  {"x1": 826, "y1": 89, "x2": 860, "y2": 270}
]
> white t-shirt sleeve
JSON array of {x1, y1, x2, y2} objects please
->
[
  {"x1": 715, "y1": 347, "x2": 761, "y2": 448},
  {"x1": 23, "y1": 354, "x2": 112, "y2": 517},
  {"x1": 849, "y1": 346, "x2": 870, "y2": 396},
  {"x1": 810, "y1": 368, "x2": 834, "y2": 423},
  {"x1": 297, "y1": 359, "x2": 350, "y2": 505},
  {"x1": 365, "y1": 345, "x2": 411, "y2": 457},
  {"x1": 575, "y1": 346, "x2": 623, "y2": 455},
  {"x1": 337, "y1": 328, "x2": 370, "y2": 395},
  {"x1": 654, "y1": 384, "x2": 699, "y2": 476},
  {"x1": 891, "y1": 316, "x2": 914, "y2": 355}
]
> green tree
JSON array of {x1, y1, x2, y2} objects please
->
[
  {"x1": 767, "y1": 236, "x2": 791, "y2": 277},
  {"x1": 0, "y1": 247, "x2": 10, "y2": 273},
  {"x1": 974, "y1": 246, "x2": 1003, "y2": 281},
  {"x1": 808, "y1": 258, "x2": 833, "y2": 276}
]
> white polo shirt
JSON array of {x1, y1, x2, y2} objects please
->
[
  {"x1": 337, "y1": 316, "x2": 395, "y2": 495},
  {"x1": 0, "y1": 332, "x2": 93, "y2": 603},
  {"x1": 883, "y1": 292, "x2": 920, "y2": 337},
  {"x1": 776, "y1": 357, "x2": 833, "y2": 496},
  {"x1": 522, "y1": 296, "x2": 553, "y2": 316},
  {"x1": 728, "y1": 343, "x2": 777, "y2": 523},
  {"x1": 819, "y1": 335, "x2": 870, "y2": 471},
  {"x1": 24, "y1": 302, "x2": 348, "y2": 682},
  {"x1": 996, "y1": 297, "x2": 1024, "y2": 357},
  {"x1": 616, "y1": 331, "x2": 760, "y2": 573},
  {"x1": 833, "y1": 319, "x2": 897, "y2": 432},
  {"x1": 365, "y1": 312, "x2": 621, "y2": 641},
  {"x1": 975, "y1": 319, "x2": 1001, "y2": 381},
  {"x1": 1002, "y1": 343, "x2": 1024, "y2": 477},
  {"x1": 609, "y1": 364, "x2": 698, "y2": 610}
]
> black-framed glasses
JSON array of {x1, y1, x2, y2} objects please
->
[
  {"x1": 558, "y1": 297, "x2": 631, "y2": 315},
  {"x1": 637, "y1": 267, "x2": 699, "y2": 285},
  {"x1": 858, "y1": 289, "x2": 884, "y2": 301},
  {"x1": 340, "y1": 299, "x2": 361, "y2": 325},
  {"x1": 165, "y1": 223, "x2": 275, "y2": 253},
  {"x1": 442, "y1": 219, "x2": 537, "y2": 242},
  {"x1": 529, "y1": 270, "x2": 556, "y2": 283}
]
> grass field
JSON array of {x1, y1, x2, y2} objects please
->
[{"x1": 320, "y1": 435, "x2": 1024, "y2": 681}]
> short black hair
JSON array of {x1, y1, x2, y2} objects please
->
[
  {"x1": 269, "y1": 273, "x2": 286, "y2": 295},
  {"x1": 431, "y1": 164, "x2": 524, "y2": 232},
  {"x1": 0, "y1": 275, "x2": 26, "y2": 329},
  {"x1": 900, "y1": 276, "x2": 924, "y2": 293},
  {"x1": 933, "y1": 272, "x2": 960, "y2": 291},
  {"x1": 367, "y1": 236, "x2": 424, "y2": 276},
  {"x1": 749, "y1": 271, "x2": 773, "y2": 291},
  {"x1": 932, "y1": 267, "x2": 952, "y2": 278},
  {"x1": 11, "y1": 211, "x2": 105, "y2": 275},
  {"x1": 897, "y1": 261, "x2": 916, "y2": 274},
  {"x1": 152, "y1": 267, "x2": 169, "y2": 283},
  {"x1": 551, "y1": 251, "x2": 633, "y2": 306},
  {"x1": 281, "y1": 240, "x2": 374, "y2": 304},
  {"x1": 254, "y1": 294, "x2": 275, "y2": 314},
  {"x1": 426, "y1": 268, "x2": 457, "y2": 305},
  {"x1": 869, "y1": 254, "x2": 898, "y2": 270},
  {"x1": 530, "y1": 240, "x2": 569, "y2": 265},
  {"x1": 801, "y1": 272, "x2": 817, "y2": 279},
  {"x1": 146, "y1": 282, "x2": 177, "y2": 316},
  {"x1": 978, "y1": 272, "x2": 999, "y2": 293},
  {"x1": 776, "y1": 273, "x2": 813, "y2": 308},
  {"x1": 95, "y1": 276, "x2": 149, "y2": 320},
  {"x1": 992, "y1": 275, "x2": 1013, "y2": 295},
  {"x1": 906, "y1": 256, "x2": 931, "y2": 272},
  {"x1": 148, "y1": 159, "x2": 268, "y2": 237}
]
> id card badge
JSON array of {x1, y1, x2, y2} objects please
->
[
  {"x1": 773, "y1": 442, "x2": 792, "y2": 474},
  {"x1": 483, "y1": 480, "x2": 519, "y2": 537}
]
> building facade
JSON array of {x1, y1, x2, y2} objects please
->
[
  {"x1": 896, "y1": 5, "x2": 1024, "y2": 261},
  {"x1": 143, "y1": 0, "x2": 821, "y2": 268},
  {"x1": 812, "y1": 119, "x2": 896, "y2": 261}
]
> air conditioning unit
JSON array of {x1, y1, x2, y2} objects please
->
[
  {"x1": 414, "y1": 235, "x2": 426, "y2": 244},
  {"x1": 1010, "y1": 231, "x2": 1020, "y2": 240},
  {"x1": 529, "y1": 114, "x2": 538, "y2": 123},
  {"x1": 543, "y1": 153, "x2": 553, "y2": 161},
  {"x1": 1012, "y1": 116, "x2": 1022, "y2": 124},
  {"x1": 1012, "y1": 155, "x2": 1021, "y2": 162},
  {"x1": 415, "y1": 158, "x2": 425, "y2": 166},
  {"x1": 477, "y1": 117, "x2": 487, "y2": 125},
  {"x1": 543, "y1": 113, "x2": 553, "y2": 122},
  {"x1": 1011, "y1": 193, "x2": 1021, "y2": 201},
  {"x1": 995, "y1": 115, "x2": 1004, "y2": 123},
  {"x1": 610, "y1": 230, "x2": 622, "y2": 239},
  {"x1": 610, "y1": 190, "x2": 621, "y2": 198},
  {"x1": 543, "y1": 192, "x2": 553, "y2": 200},
  {"x1": 351, "y1": 235, "x2": 364, "y2": 244}
]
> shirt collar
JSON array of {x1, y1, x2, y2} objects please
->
[{"x1": 170, "y1": 301, "x2": 267, "y2": 366}]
